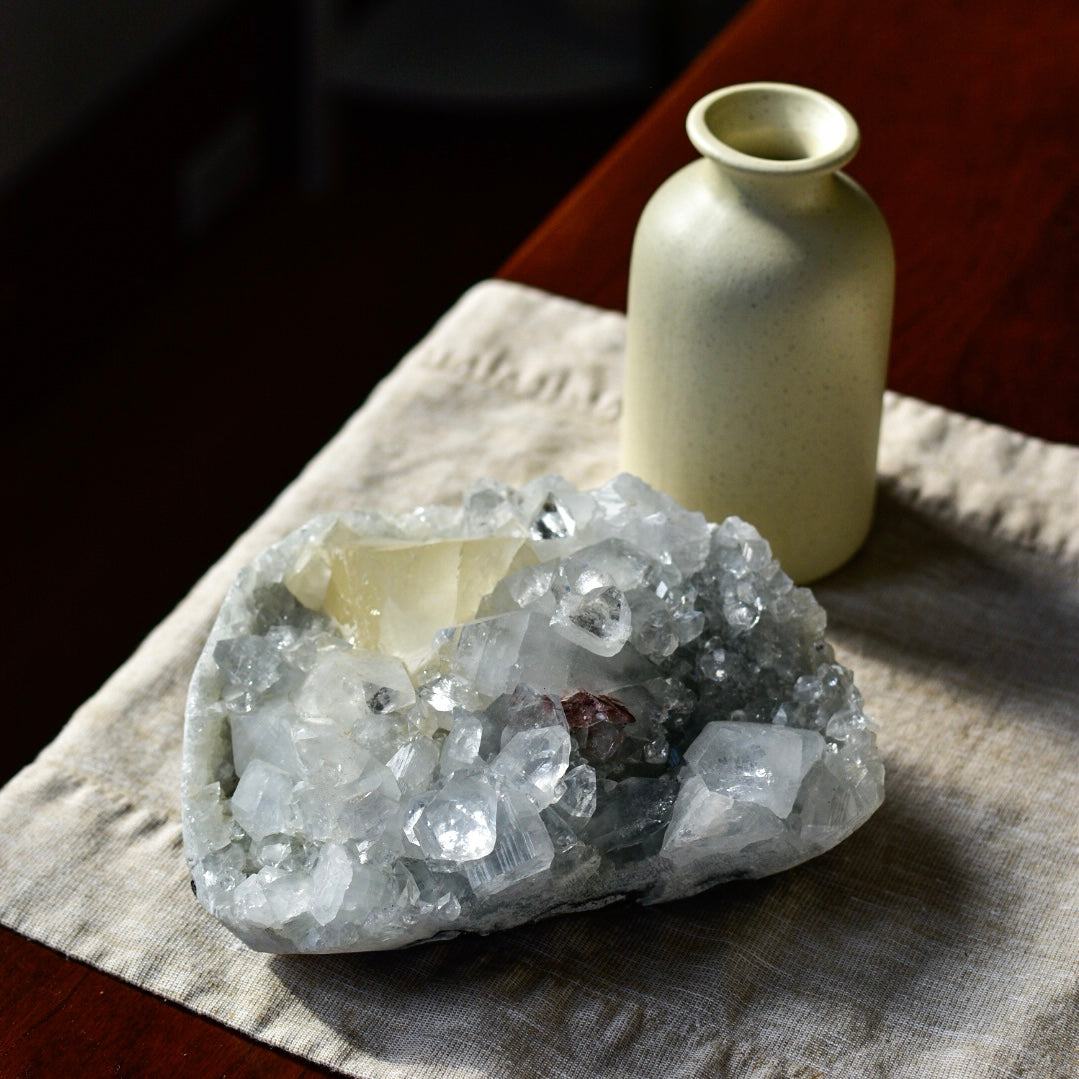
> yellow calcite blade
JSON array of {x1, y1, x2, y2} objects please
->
[
  {"x1": 455, "y1": 536, "x2": 538, "y2": 624},
  {"x1": 316, "y1": 533, "x2": 537, "y2": 671}
]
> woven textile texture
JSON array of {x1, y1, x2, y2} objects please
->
[{"x1": 1, "y1": 281, "x2": 1076, "y2": 1078}]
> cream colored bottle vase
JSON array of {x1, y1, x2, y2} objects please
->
[{"x1": 620, "y1": 82, "x2": 894, "y2": 583}]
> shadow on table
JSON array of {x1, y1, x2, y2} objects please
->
[
  {"x1": 817, "y1": 484, "x2": 1079, "y2": 728},
  {"x1": 268, "y1": 779, "x2": 981, "y2": 1076}
]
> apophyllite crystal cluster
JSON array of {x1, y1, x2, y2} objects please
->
[{"x1": 182, "y1": 474, "x2": 884, "y2": 953}]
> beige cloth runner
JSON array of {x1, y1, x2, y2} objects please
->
[{"x1": 2, "y1": 281, "x2": 1077, "y2": 1078}]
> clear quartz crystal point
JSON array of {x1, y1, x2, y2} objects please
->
[
  {"x1": 411, "y1": 775, "x2": 499, "y2": 862},
  {"x1": 551, "y1": 584, "x2": 633, "y2": 656},
  {"x1": 685, "y1": 722, "x2": 825, "y2": 819},
  {"x1": 491, "y1": 725, "x2": 571, "y2": 808},
  {"x1": 183, "y1": 474, "x2": 884, "y2": 953}
]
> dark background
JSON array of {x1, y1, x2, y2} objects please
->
[{"x1": 3, "y1": 1, "x2": 744, "y2": 785}]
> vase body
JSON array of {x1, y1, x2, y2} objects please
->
[{"x1": 620, "y1": 83, "x2": 894, "y2": 582}]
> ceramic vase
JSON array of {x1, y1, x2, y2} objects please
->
[{"x1": 620, "y1": 82, "x2": 894, "y2": 582}]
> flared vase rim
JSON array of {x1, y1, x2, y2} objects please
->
[{"x1": 687, "y1": 82, "x2": 860, "y2": 178}]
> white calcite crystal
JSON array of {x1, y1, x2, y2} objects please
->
[{"x1": 182, "y1": 475, "x2": 884, "y2": 952}]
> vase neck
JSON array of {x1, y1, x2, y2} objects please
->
[{"x1": 706, "y1": 160, "x2": 841, "y2": 210}]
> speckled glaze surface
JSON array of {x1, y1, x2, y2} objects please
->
[{"x1": 620, "y1": 83, "x2": 894, "y2": 583}]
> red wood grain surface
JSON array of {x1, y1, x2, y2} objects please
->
[{"x1": 3, "y1": 1, "x2": 1076, "y2": 1076}]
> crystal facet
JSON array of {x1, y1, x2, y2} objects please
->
[{"x1": 183, "y1": 474, "x2": 885, "y2": 952}]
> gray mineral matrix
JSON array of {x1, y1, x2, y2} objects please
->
[{"x1": 182, "y1": 474, "x2": 884, "y2": 953}]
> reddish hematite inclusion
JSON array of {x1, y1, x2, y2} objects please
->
[{"x1": 562, "y1": 690, "x2": 635, "y2": 763}]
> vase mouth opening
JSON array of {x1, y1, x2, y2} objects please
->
[{"x1": 687, "y1": 83, "x2": 860, "y2": 177}]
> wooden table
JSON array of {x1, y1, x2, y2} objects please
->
[{"x1": 2, "y1": 0, "x2": 1075, "y2": 1074}]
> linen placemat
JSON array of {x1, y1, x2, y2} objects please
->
[{"x1": 2, "y1": 280, "x2": 1076, "y2": 1078}]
